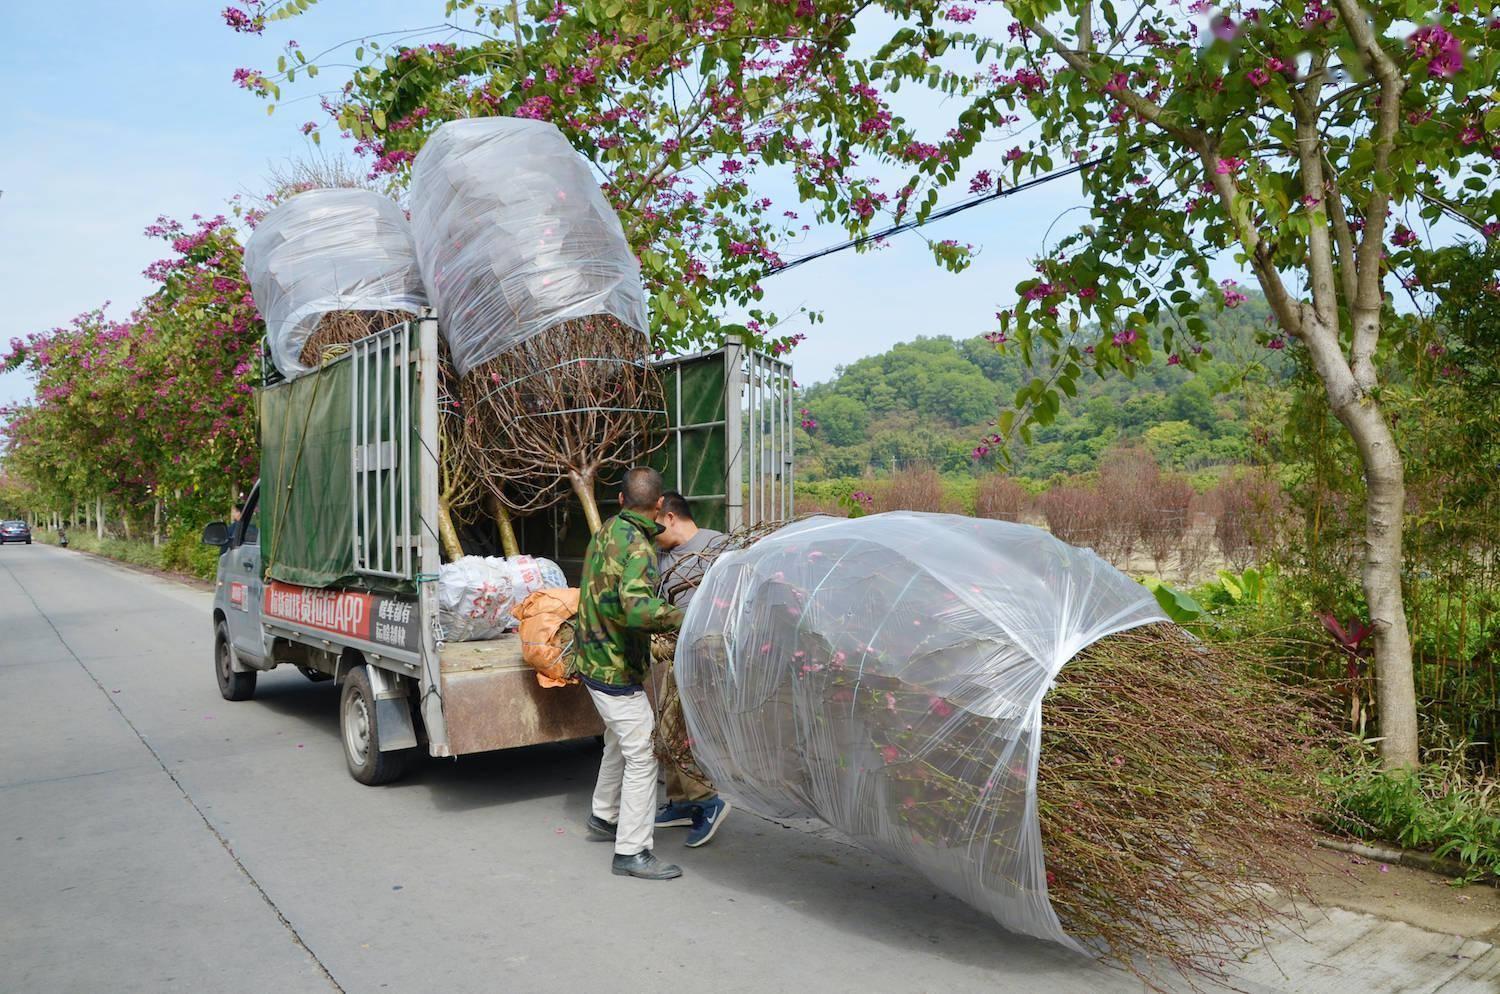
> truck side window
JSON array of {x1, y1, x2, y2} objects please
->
[{"x1": 239, "y1": 499, "x2": 259, "y2": 546}]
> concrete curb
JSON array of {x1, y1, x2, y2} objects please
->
[{"x1": 1317, "y1": 836, "x2": 1497, "y2": 884}]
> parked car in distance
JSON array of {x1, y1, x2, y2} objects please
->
[{"x1": 0, "y1": 520, "x2": 32, "y2": 545}]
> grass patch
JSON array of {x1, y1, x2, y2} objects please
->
[
  {"x1": 1326, "y1": 743, "x2": 1500, "y2": 881},
  {"x1": 37, "y1": 528, "x2": 219, "y2": 580}
]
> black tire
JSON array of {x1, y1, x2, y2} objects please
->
[
  {"x1": 339, "y1": 665, "x2": 410, "y2": 786},
  {"x1": 215, "y1": 621, "x2": 257, "y2": 701}
]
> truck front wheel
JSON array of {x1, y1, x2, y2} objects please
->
[
  {"x1": 340, "y1": 665, "x2": 409, "y2": 786},
  {"x1": 215, "y1": 621, "x2": 257, "y2": 701}
]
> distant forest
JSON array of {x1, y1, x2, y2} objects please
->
[{"x1": 794, "y1": 292, "x2": 1286, "y2": 483}]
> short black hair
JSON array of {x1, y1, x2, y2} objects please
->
[
  {"x1": 661, "y1": 491, "x2": 694, "y2": 521},
  {"x1": 620, "y1": 466, "x2": 664, "y2": 510}
]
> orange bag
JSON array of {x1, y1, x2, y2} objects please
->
[{"x1": 515, "y1": 588, "x2": 580, "y2": 688}]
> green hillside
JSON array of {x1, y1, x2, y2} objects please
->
[{"x1": 795, "y1": 293, "x2": 1285, "y2": 482}]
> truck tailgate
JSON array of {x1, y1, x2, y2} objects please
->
[{"x1": 439, "y1": 635, "x2": 602, "y2": 755}]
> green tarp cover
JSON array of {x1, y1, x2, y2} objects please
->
[
  {"x1": 260, "y1": 359, "x2": 415, "y2": 594},
  {"x1": 654, "y1": 352, "x2": 728, "y2": 533}
]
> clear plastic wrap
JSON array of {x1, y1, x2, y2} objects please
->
[
  {"x1": 674, "y1": 512, "x2": 1166, "y2": 952},
  {"x1": 408, "y1": 117, "x2": 648, "y2": 376},
  {"x1": 245, "y1": 188, "x2": 428, "y2": 379}
]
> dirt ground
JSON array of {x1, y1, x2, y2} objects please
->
[{"x1": 1295, "y1": 848, "x2": 1500, "y2": 943}]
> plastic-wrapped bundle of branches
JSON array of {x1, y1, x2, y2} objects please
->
[
  {"x1": 456, "y1": 314, "x2": 665, "y2": 532},
  {"x1": 298, "y1": 309, "x2": 415, "y2": 369},
  {"x1": 244, "y1": 188, "x2": 428, "y2": 379},
  {"x1": 410, "y1": 117, "x2": 661, "y2": 533},
  {"x1": 673, "y1": 513, "x2": 1333, "y2": 985},
  {"x1": 408, "y1": 117, "x2": 648, "y2": 378}
]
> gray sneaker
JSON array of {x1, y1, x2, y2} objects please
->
[{"x1": 612, "y1": 849, "x2": 683, "y2": 880}]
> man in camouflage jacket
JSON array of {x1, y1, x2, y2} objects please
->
[{"x1": 575, "y1": 467, "x2": 685, "y2": 880}]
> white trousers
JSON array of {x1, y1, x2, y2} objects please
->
[{"x1": 586, "y1": 687, "x2": 657, "y2": 856}]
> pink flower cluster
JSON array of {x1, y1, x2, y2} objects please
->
[
  {"x1": 231, "y1": 67, "x2": 270, "y2": 96},
  {"x1": 1221, "y1": 279, "x2": 1248, "y2": 308},
  {"x1": 771, "y1": 333, "x2": 806, "y2": 356},
  {"x1": 1408, "y1": 26, "x2": 1464, "y2": 79},
  {"x1": 222, "y1": 5, "x2": 264, "y2": 34}
]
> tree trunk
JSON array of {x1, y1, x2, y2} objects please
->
[
  {"x1": 1299, "y1": 318, "x2": 1419, "y2": 769},
  {"x1": 96, "y1": 496, "x2": 104, "y2": 541},
  {"x1": 153, "y1": 500, "x2": 162, "y2": 547},
  {"x1": 483, "y1": 492, "x2": 521, "y2": 558},
  {"x1": 436, "y1": 494, "x2": 465, "y2": 561},
  {"x1": 121, "y1": 513, "x2": 132, "y2": 541},
  {"x1": 568, "y1": 470, "x2": 603, "y2": 536}
]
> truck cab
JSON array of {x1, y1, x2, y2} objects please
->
[{"x1": 204, "y1": 485, "x2": 266, "y2": 697}]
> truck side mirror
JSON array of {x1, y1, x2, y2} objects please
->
[{"x1": 201, "y1": 522, "x2": 231, "y2": 549}]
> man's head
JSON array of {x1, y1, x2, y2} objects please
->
[
  {"x1": 619, "y1": 466, "x2": 665, "y2": 514},
  {"x1": 655, "y1": 490, "x2": 699, "y2": 550}
]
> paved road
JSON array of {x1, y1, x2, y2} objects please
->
[{"x1": 2, "y1": 544, "x2": 1495, "y2": 994}]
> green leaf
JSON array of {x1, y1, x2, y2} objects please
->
[
  {"x1": 373, "y1": 107, "x2": 387, "y2": 130},
  {"x1": 1142, "y1": 578, "x2": 1205, "y2": 623},
  {"x1": 355, "y1": 46, "x2": 364, "y2": 61}
]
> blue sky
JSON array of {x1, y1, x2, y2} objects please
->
[{"x1": 0, "y1": 2, "x2": 1141, "y2": 410}]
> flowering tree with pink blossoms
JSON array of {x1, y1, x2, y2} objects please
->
[
  {"x1": 238, "y1": 0, "x2": 1499, "y2": 767},
  {"x1": 2, "y1": 216, "x2": 262, "y2": 530},
  {"x1": 898, "y1": 0, "x2": 1495, "y2": 770}
]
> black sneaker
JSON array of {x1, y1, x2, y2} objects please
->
[
  {"x1": 586, "y1": 815, "x2": 617, "y2": 841},
  {"x1": 612, "y1": 849, "x2": 683, "y2": 880}
]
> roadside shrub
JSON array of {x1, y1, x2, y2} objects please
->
[
  {"x1": 975, "y1": 474, "x2": 1031, "y2": 521},
  {"x1": 1210, "y1": 468, "x2": 1282, "y2": 569},
  {"x1": 1139, "y1": 473, "x2": 1195, "y2": 575},
  {"x1": 1097, "y1": 445, "x2": 1158, "y2": 564},
  {"x1": 1326, "y1": 741, "x2": 1500, "y2": 881},
  {"x1": 162, "y1": 528, "x2": 222, "y2": 579},
  {"x1": 1176, "y1": 493, "x2": 1219, "y2": 582},
  {"x1": 45, "y1": 527, "x2": 218, "y2": 580},
  {"x1": 1039, "y1": 481, "x2": 1108, "y2": 550},
  {"x1": 870, "y1": 465, "x2": 949, "y2": 513}
]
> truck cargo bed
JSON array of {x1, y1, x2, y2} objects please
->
[{"x1": 438, "y1": 635, "x2": 602, "y2": 756}]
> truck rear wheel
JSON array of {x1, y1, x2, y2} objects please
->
[
  {"x1": 215, "y1": 621, "x2": 257, "y2": 701},
  {"x1": 340, "y1": 665, "x2": 410, "y2": 786}
]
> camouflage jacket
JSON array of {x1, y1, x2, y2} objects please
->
[{"x1": 574, "y1": 509, "x2": 684, "y2": 688}]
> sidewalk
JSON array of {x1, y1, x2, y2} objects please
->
[{"x1": 1217, "y1": 853, "x2": 1500, "y2": 993}]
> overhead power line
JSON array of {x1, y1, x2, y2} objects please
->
[{"x1": 763, "y1": 152, "x2": 1110, "y2": 279}]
